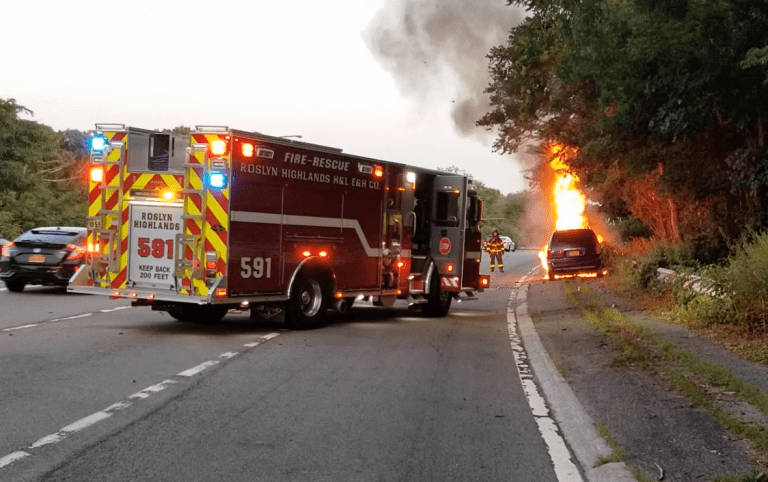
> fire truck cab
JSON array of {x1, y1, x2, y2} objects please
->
[{"x1": 69, "y1": 125, "x2": 489, "y2": 328}]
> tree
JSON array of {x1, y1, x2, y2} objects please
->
[
  {"x1": 0, "y1": 99, "x2": 87, "y2": 238},
  {"x1": 480, "y1": 0, "x2": 768, "y2": 257}
]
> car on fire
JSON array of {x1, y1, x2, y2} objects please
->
[
  {"x1": 0, "y1": 227, "x2": 87, "y2": 292},
  {"x1": 545, "y1": 228, "x2": 602, "y2": 280}
]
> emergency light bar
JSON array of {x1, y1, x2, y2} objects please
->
[
  {"x1": 208, "y1": 172, "x2": 227, "y2": 189},
  {"x1": 90, "y1": 135, "x2": 109, "y2": 153}
]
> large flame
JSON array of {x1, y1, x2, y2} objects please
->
[{"x1": 538, "y1": 143, "x2": 597, "y2": 275}]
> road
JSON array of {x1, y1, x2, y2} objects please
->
[{"x1": 0, "y1": 250, "x2": 586, "y2": 482}]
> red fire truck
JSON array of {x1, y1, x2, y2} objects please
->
[{"x1": 69, "y1": 125, "x2": 489, "y2": 328}]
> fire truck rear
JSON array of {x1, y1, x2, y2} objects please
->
[{"x1": 69, "y1": 125, "x2": 489, "y2": 328}]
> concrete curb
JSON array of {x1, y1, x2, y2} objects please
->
[{"x1": 516, "y1": 283, "x2": 636, "y2": 482}]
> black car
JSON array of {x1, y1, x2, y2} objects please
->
[
  {"x1": 545, "y1": 228, "x2": 602, "y2": 280},
  {"x1": 0, "y1": 227, "x2": 87, "y2": 292}
]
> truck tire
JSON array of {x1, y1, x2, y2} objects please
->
[
  {"x1": 424, "y1": 272, "x2": 452, "y2": 317},
  {"x1": 168, "y1": 303, "x2": 228, "y2": 323},
  {"x1": 287, "y1": 274, "x2": 328, "y2": 329}
]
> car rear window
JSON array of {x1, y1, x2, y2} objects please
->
[
  {"x1": 551, "y1": 229, "x2": 598, "y2": 247},
  {"x1": 29, "y1": 229, "x2": 84, "y2": 237}
]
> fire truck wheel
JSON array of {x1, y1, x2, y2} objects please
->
[
  {"x1": 168, "y1": 303, "x2": 228, "y2": 324},
  {"x1": 424, "y1": 273, "x2": 452, "y2": 317},
  {"x1": 287, "y1": 275, "x2": 328, "y2": 329}
]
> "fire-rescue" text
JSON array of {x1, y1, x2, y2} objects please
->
[{"x1": 284, "y1": 152, "x2": 350, "y2": 172}]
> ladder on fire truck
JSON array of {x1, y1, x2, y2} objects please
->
[
  {"x1": 173, "y1": 125, "x2": 224, "y2": 288},
  {"x1": 88, "y1": 124, "x2": 125, "y2": 287}
]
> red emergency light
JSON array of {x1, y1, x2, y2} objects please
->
[
  {"x1": 210, "y1": 139, "x2": 230, "y2": 157},
  {"x1": 241, "y1": 142, "x2": 255, "y2": 158}
]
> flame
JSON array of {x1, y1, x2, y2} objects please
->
[{"x1": 539, "y1": 143, "x2": 594, "y2": 276}]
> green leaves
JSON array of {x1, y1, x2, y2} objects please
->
[
  {"x1": 480, "y1": 0, "x2": 768, "y2": 256},
  {"x1": 0, "y1": 98, "x2": 87, "y2": 238}
]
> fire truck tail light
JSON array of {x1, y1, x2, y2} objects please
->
[
  {"x1": 480, "y1": 275, "x2": 490, "y2": 288},
  {"x1": 205, "y1": 252, "x2": 218, "y2": 277},
  {"x1": 90, "y1": 166, "x2": 104, "y2": 183},
  {"x1": 319, "y1": 250, "x2": 328, "y2": 258},
  {"x1": 215, "y1": 288, "x2": 227, "y2": 297},
  {"x1": 241, "y1": 142, "x2": 255, "y2": 158},
  {"x1": 447, "y1": 263, "x2": 454, "y2": 273},
  {"x1": 374, "y1": 166, "x2": 383, "y2": 177},
  {"x1": 210, "y1": 140, "x2": 228, "y2": 156},
  {"x1": 302, "y1": 250, "x2": 311, "y2": 257},
  {"x1": 397, "y1": 261, "x2": 404, "y2": 268}
]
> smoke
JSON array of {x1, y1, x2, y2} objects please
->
[{"x1": 363, "y1": 0, "x2": 525, "y2": 141}]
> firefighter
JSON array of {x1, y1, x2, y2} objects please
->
[{"x1": 486, "y1": 230, "x2": 504, "y2": 272}]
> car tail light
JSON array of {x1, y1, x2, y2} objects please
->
[
  {"x1": 1, "y1": 242, "x2": 13, "y2": 257},
  {"x1": 546, "y1": 249, "x2": 553, "y2": 259},
  {"x1": 66, "y1": 244, "x2": 86, "y2": 261}
]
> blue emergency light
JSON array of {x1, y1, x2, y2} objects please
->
[
  {"x1": 89, "y1": 134, "x2": 109, "y2": 153},
  {"x1": 208, "y1": 172, "x2": 227, "y2": 189}
]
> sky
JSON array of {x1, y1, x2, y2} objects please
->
[{"x1": 2, "y1": 0, "x2": 529, "y2": 194}]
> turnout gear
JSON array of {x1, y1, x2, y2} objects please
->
[{"x1": 486, "y1": 230, "x2": 504, "y2": 272}]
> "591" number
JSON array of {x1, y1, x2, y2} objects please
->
[{"x1": 241, "y1": 257, "x2": 272, "y2": 279}]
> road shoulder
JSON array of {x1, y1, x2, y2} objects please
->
[{"x1": 525, "y1": 278, "x2": 758, "y2": 480}]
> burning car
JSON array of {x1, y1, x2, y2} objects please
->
[{"x1": 545, "y1": 228, "x2": 602, "y2": 280}]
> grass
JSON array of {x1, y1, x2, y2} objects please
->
[{"x1": 595, "y1": 421, "x2": 627, "y2": 466}]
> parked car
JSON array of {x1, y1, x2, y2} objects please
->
[
  {"x1": 545, "y1": 228, "x2": 602, "y2": 280},
  {"x1": 0, "y1": 227, "x2": 87, "y2": 292},
  {"x1": 500, "y1": 235, "x2": 516, "y2": 252}
]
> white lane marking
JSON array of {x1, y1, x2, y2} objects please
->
[
  {"x1": 104, "y1": 401, "x2": 132, "y2": 412},
  {"x1": 177, "y1": 360, "x2": 220, "y2": 377},
  {"x1": 0, "y1": 452, "x2": 29, "y2": 468},
  {"x1": 0, "y1": 330, "x2": 283, "y2": 472},
  {"x1": 31, "y1": 411, "x2": 112, "y2": 449},
  {"x1": 244, "y1": 341, "x2": 262, "y2": 348},
  {"x1": 129, "y1": 379, "x2": 177, "y2": 400},
  {"x1": 62, "y1": 411, "x2": 112, "y2": 434},
  {"x1": 1, "y1": 305, "x2": 133, "y2": 332},
  {"x1": 1, "y1": 324, "x2": 39, "y2": 332},
  {"x1": 507, "y1": 285, "x2": 584, "y2": 481},
  {"x1": 219, "y1": 351, "x2": 238, "y2": 359},
  {"x1": 100, "y1": 306, "x2": 132, "y2": 313},
  {"x1": 50, "y1": 313, "x2": 92, "y2": 322}
]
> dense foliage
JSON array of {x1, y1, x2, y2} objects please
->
[
  {"x1": 479, "y1": 0, "x2": 768, "y2": 261},
  {"x1": 439, "y1": 165, "x2": 527, "y2": 243},
  {"x1": 0, "y1": 99, "x2": 88, "y2": 239}
]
